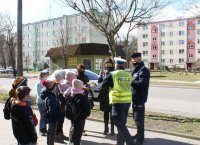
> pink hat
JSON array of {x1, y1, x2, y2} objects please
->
[
  {"x1": 65, "y1": 72, "x2": 77, "y2": 84},
  {"x1": 71, "y1": 79, "x2": 84, "y2": 95}
]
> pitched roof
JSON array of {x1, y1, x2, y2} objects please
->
[{"x1": 46, "y1": 43, "x2": 110, "y2": 57}]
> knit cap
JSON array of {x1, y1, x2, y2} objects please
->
[
  {"x1": 72, "y1": 79, "x2": 84, "y2": 90},
  {"x1": 65, "y1": 71, "x2": 76, "y2": 84},
  {"x1": 41, "y1": 80, "x2": 55, "y2": 90},
  {"x1": 12, "y1": 77, "x2": 28, "y2": 89},
  {"x1": 54, "y1": 72, "x2": 64, "y2": 82}
]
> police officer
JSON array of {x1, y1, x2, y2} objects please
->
[
  {"x1": 101, "y1": 57, "x2": 135, "y2": 145},
  {"x1": 131, "y1": 53, "x2": 150, "y2": 145}
]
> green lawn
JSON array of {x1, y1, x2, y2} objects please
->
[{"x1": 150, "y1": 72, "x2": 200, "y2": 82}]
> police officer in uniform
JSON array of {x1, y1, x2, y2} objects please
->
[
  {"x1": 101, "y1": 57, "x2": 135, "y2": 145},
  {"x1": 131, "y1": 53, "x2": 150, "y2": 145}
]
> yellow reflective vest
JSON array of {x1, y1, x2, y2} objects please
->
[{"x1": 109, "y1": 70, "x2": 132, "y2": 104}]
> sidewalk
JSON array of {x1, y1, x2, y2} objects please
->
[{"x1": 1, "y1": 104, "x2": 200, "y2": 145}]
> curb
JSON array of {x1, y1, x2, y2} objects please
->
[{"x1": 1, "y1": 102, "x2": 200, "y2": 141}]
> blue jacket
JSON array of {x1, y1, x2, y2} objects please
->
[
  {"x1": 41, "y1": 89, "x2": 61, "y2": 123},
  {"x1": 35, "y1": 81, "x2": 44, "y2": 104},
  {"x1": 131, "y1": 62, "x2": 150, "y2": 105}
]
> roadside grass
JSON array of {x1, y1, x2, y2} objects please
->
[
  {"x1": 0, "y1": 93, "x2": 9, "y2": 101},
  {"x1": 150, "y1": 81, "x2": 200, "y2": 88},
  {"x1": 150, "y1": 72, "x2": 200, "y2": 82},
  {"x1": 91, "y1": 105, "x2": 200, "y2": 138}
]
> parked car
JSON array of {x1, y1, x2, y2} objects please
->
[
  {"x1": 0, "y1": 68, "x2": 6, "y2": 74},
  {"x1": 49, "y1": 69, "x2": 100, "y2": 99},
  {"x1": 5, "y1": 67, "x2": 17, "y2": 74}
]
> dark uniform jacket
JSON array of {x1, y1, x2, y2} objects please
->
[
  {"x1": 11, "y1": 102, "x2": 37, "y2": 144},
  {"x1": 98, "y1": 69, "x2": 113, "y2": 111},
  {"x1": 41, "y1": 89, "x2": 61, "y2": 123},
  {"x1": 131, "y1": 62, "x2": 150, "y2": 105}
]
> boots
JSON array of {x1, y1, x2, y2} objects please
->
[
  {"x1": 110, "y1": 123, "x2": 115, "y2": 136},
  {"x1": 103, "y1": 124, "x2": 109, "y2": 135}
]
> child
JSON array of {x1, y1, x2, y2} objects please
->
[
  {"x1": 41, "y1": 80, "x2": 61, "y2": 145},
  {"x1": 68, "y1": 79, "x2": 91, "y2": 145},
  {"x1": 35, "y1": 71, "x2": 48, "y2": 136},
  {"x1": 11, "y1": 86, "x2": 37, "y2": 145}
]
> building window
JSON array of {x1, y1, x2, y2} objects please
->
[
  {"x1": 47, "y1": 32, "x2": 50, "y2": 37},
  {"x1": 142, "y1": 34, "x2": 148, "y2": 38},
  {"x1": 170, "y1": 50, "x2": 173, "y2": 55},
  {"x1": 143, "y1": 42, "x2": 148, "y2": 46},
  {"x1": 169, "y1": 23, "x2": 173, "y2": 28},
  {"x1": 198, "y1": 39, "x2": 200, "y2": 44},
  {"x1": 161, "y1": 41, "x2": 165, "y2": 45},
  {"x1": 152, "y1": 46, "x2": 157, "y2": 50},
  {"x1": 153, "y1": 55, "x2": 157, "y2": 58},
  {"x1": 179, "y1": 40, "x2": 184, "y2": 45},
  {"x1": 161, "y1": 32, "x2": 165, "y2": 37},
  {"x1": 198, "y1": 29, "x2": 200, "y2": 35},
  {"x1": 33, "y1": 51, "x2": 35, "y2": 56},
  {"x1": 42, "y1": 42, "x2": 45, "y2": 47},
  {"x1": 179, "y1": 21, "x2": 184, "y2": 27},
  {"x1": 188, "y1": 35, "x2": 192, "y2": 39},
  {"x1": 170, "y1": 41, "x2": 173, "y2": 45},
  {"x1": 161, "y1": 50, "x2": 165, "y2": 54},
  {"x1": 60, "y1": 20, "x2": 63, "y2": 26},
  {"x1": 198, "y1": 49, "x2": 200, "y2": 53},
  {"x1": 188, "y1": 25, "x2": 194, "y2": 30},
  {"x1": 161, "y1": 59, "x2": 165, "y2": 63},
  {"x1": 143, "y1": 51, "x2": 148, "y2": 56},
  {"x1": 47, "y1": 22, "x2": 49, "y2": 28},
  {"x1": 41, "y1": 23, "x2": 43, "y2": 28},
  {"x1": 170, "y1": 32, "x2": 173, "y2": 37},
  {"x1": 170, "y1": 59, "x2": 173, "y2": 63},
  {"x1": 179, "y1": 31, "x2": 184, "y2": 36},
  {"x1": 47, "y1": 41, "x2": 50, "y2": 46},
  {"x1": 188, "y1": 54, "x2": 193, "y2": 58},
  {"x1": 160, "y1": 24, "x2": 165, "y2": 28},
  {"x1": 152, "y1": 37, "x2": 156, "y2": 41},
  {"x1": 198, "y1": 20, "x2": 200, "y2": 24},
  {"x1": 28, "y1": 43, "x2": 31, "y2": 48},
  {"x1": 188, "y1": 44, "x2": 194, "y2": 49},
  {"x1": 152, "y1": 28, "x2": 157, "y2": 33},
  {"x1": 143, "y1": 59, "x2": 148, "y2": 63},
  {"x1": 83, "y1": 59, "x2": 92, "y2": 70},
  {"x1": 143, "y1": 25, "x2": 148, "y2": 30},
  {"x1": 53, "y1": 30, "x2": 56, "y2": 36},
  {"x1": 179, "y1": 49, "x2": 184, "y2": 54},
  {"x1": 95, "y1": 59, "x2": 103, "y2": 70},
  {"x1": 179, "y1": 58, "x2": 184, "y2": 63}
]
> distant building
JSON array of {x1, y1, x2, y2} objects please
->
[
  {"x1": 138, "y1": 16, "x2": 200, "y2": 70},
  {"x1": 22, "y1": 14, "x2": 107, "y2": 70}
]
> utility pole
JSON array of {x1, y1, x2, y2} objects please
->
[{"x1": 17, "y1": 0, "x2": 23, "y2": 76}]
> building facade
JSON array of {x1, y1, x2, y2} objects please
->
[
  {"x1": 22, "y1": 14, "x2": 107, "y2": 70},
  {"x1": 138, "y1": 17, "x2": 200, "y2": 70}
]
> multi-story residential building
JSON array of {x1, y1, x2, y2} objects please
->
[
  {"x1": 138, "y1": 16, "x2": 200, "y2": 70},
  {"x1": 23, "y1": 14, "x2": 107, "y2": 70}
]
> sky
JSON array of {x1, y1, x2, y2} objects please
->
[{"x1": 0, "y1": 0, "x2": 199, "y2": 35}]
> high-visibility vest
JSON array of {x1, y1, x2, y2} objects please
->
[{"x1": 109, "y1": 70, "x2": 132, "y2": 104}]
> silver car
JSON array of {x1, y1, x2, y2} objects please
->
[{"x1": 49, "y1": 69, "x2": 100, "y2": 99}]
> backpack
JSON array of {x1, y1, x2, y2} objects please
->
[
  {"x1": 3, "y1": 97, "x2": 12, "y2": 120},
  {"x1": 65, "y1": 96, "x2": 80, "y2": 120}
]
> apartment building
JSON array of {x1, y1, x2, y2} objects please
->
[
  {"x1": 23, "y1": 14, "x2": 107, "y2": 70},
  {"x1": 138, "y1": 16, "x2": 200, "y2": 70}
]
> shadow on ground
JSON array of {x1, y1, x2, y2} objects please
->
[
  {"x1": 144, "y1": 138, "x2": 195, "y2": 145},
  {"x1": 81, "y1": 137, "x2": 196, "y2": 145}
]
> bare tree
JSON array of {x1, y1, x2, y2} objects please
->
[
  {"x1": 180, "y1": 0, "x2": 200, "y2": 16},
  {"x1": 2, "y1": 13, "x2": 17, "y2": 77},
  {"x1": 0, "y1": 34, "x2": 6, "y2": 68},
  {"x1": 52, "y1": 18, "x2": 70, "y2": 68},
  {"x1": 60, "y1": 0, "x2": 169, "y2": 57}
]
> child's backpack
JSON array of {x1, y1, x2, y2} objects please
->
[
  {"x1": 3, "y1": 97, "x2": 12, "y2": 120},
  {"x1": 65, "y1": 95, "x2": 80, "y2": 121}
]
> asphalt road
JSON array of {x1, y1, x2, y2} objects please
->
[{"x1": 0, "y1": 77, "x2": 200, "y2": 118}]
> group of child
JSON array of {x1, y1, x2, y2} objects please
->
[{"x1": 6, "y1": 64, "x2": 91, "y2": 145}]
